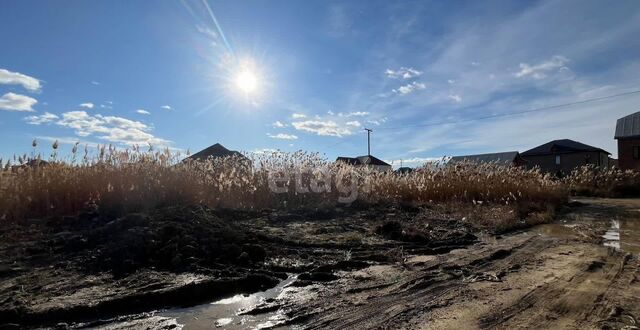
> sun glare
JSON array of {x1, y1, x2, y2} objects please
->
[{"x1": 235, "y1": 69, "x2": 258, "y2": 94}]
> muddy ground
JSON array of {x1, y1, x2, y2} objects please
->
[{"x1": 1, "y1": 198, "x2": 639, "y2": 329}]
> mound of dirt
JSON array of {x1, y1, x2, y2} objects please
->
[{"x1": 40, "y1": 205, "x2": 268, "y2": 276}]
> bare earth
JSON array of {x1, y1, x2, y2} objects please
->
[
  {"x1": 1, "y1": 198, "x2": 639, "y2": 329},
  {"x1": 272, "y1": 198, "x2": 640, "y2": 329}
]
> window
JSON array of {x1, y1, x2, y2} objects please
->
[
  {"x1": 634, "y1": 146, "x2": 640, "y2": 160},
  {"x1": 555, "y1": 155, "x2": 561, "y2": 165}
]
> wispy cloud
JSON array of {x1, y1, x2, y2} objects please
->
[
  {"x1": 161, "y1": 105, "x2": 172, "y2": 110},
  {"x1": 291, "y1": 113, "x2": 307, "y2": 119},
  {"x1": 515, "y1": 55, "x2": 569, "y2": 79},
  {"x1": 385, "y1": 67, "x2": 422, "y2": 79},
  {"x1": 267, "y1": 133, "x2": 298, "y2": 140},
  {"x1": 79, "y1": 102, "x2": 94, "y2": 109},
  {"x1": 346, "y1": 120, "x2": 361, "y2": 127},
  {"x1": 272, "y1": 120, "x2": 287, "y2": 128},
  {"x1": 345, "y1": 111, "x2": 370, "y2": 117},
  {"x1": 0, "y1": 68, "x2": 41, "y2": 92},
  {"x1": 448, "y1": 94, "x2": 462, "y2": 103},
  {"x1": 0, "y1": 92, "x2": 37, "y2": 112},
  {"x1": 136, "y1": 109, "x2": 150, "y2": 115},
  {"x1": 25, "y1": 112, "x2": 59, "y2": 125},
  {"x1": 393, "y1": 81, "x2": 426, "y2": 95},
  {"x1": 91, "y1": 81, "x2": 100, "y2": 85}
]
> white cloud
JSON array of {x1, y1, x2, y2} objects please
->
[
  {"x1": 55, "y1": 110, "x2": 170, "y2": 145},
  {"x1": 0, "y1": 68, "x2": 41, "y2": 91},
  {"x1": 136, "y1": 109, "x2": 150, "y2": 115},
  {"x1": 346, "y1": 111, "x2": 370, "y2": 117},
  {"x1": 0, "y1": 92, "x2": 37, "y2": 112},
  {"x1": 79, "y1": 102, "x2": 94, "y2": 109},
  {"x1": 272, "y1": 120, "x2": 286, "y2": 128},
  {"x1": 346, "y1": 120, "x2": 361, "y2": 127},
  {"x1": 291, "y1": 113, "x2": 307, "y2": 119},
  {"x1": 385, "y1": 67, "x2": 423, "y2": 79},
  {"x1": 292, "y1": 120, "x2": 353, "y2": 137},
  {"x1": 447, "y1": 79, "x2": 455, "y2": 84},
  {"x1": 267, "y1": 133, "x2": 298, "y2": 140},
  {"x1": 393, "y1": 81, "x2": 426, "y2": 95},
  {"x1": 161, "y1": 105, "x2": 172, "y2": 110},
  {"x1": 25, "y1": 112, "x2": 59, "y2": 125},
  {"x1": 448, "y1": 94, "x2": 462, "y2": 103},
  {"x1": 515, "y1": 55, "x2": 569, "y2": 79}
]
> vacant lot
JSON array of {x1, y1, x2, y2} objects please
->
[{"x1": 1, "y1": 198, "x2": 639, "y2": 329}]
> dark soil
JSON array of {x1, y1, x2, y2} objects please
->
[{"x1": 0, "y1": 203, "x2": 479, "y2": 328}]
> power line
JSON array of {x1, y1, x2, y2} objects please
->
[{"x1": 375, "y1": 89, "x2": 640, "y2": 130}]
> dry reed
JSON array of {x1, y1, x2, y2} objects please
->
[{"x1": 0, "y1": 142, "x2": 568, "y2": 222}]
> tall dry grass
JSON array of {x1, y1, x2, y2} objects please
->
[
  {"x1": 0, "y1": 142, "x2": 568, "y2": 222},
  {"x1": 565, "y1": 165, "x2": 640, "y2": 197}
]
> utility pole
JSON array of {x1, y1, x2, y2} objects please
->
[{"x1": 364, "y1": 128, "x2": 372, "y2": 156}]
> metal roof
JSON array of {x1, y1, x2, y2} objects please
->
[
  {"x1": 615, "y1": 111, "x2": 640, "y2": 139},
  {"x1": 356, "y1": 155, "x2": 391, "y2": 166},
  {"x1": 521, "y1": 139, "x2": 610, "y2": 156},
  {"x1": 449, "y1": 151, "x2": 521, "y2": 165},
  {"x1": 336, "y1": 155, "x2": 391, "y2": 167}
]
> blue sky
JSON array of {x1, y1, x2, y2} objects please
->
[{"x1": 1, "y1": 0, "x2": 639, "y2": 166}]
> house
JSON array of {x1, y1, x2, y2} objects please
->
[
  {"x1": 336, "y1": 155, "x2": 392, "y2": 171},
  {"x1": 185, "y1": 143, "x2": 250, "y2": 163},
  {"x1": 521, "y1": 139, "x2": 610, "y2": 175},
  {"x1": 449, "y1": 151, "x2": 526, "y2": 167},
  {"x1": 396, "y1": 167, "x2": 414, "y2": 174},
  {"x1": 614, "y1": 111, "x2": 640, "y2": 170}
]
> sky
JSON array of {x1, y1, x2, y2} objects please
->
[{"x1": 1, "y1": 0, "x2": 639, "y2": 166}]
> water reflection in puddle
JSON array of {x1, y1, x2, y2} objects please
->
[
  {"x1": 533, "y1": 216, "x2": 640, "y2": 255},
  {"x1": 601, "y1": 218, "x2": 640, "y2": 254},
  {"x1": 158, "y1": 275, "x2": 297, "y2": 329},
  {"x1": 602, "y1": 220, "x2": 621, "y2": 250}
]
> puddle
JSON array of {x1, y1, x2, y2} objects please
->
[
  {"x1": 533, "y1": 216, "x2": 640, "y2": 255},
  {"x1": 602, "y1": 220, "x2": 621, "y2": 250},
  {"x1": 531, "y1": 222, "x2": 582, "y2": 240},
  {"x1": 157, "y1": 275, "x2": 297, "y2": 329},
  {"x1": 601, "y1": 218, "x2": 640, "y2": 254}
]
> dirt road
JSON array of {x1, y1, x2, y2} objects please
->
[{"x1": 256, "y1": 198, "x2": 640, "y2": 329}]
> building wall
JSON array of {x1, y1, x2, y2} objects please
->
[
  {"x1": 366, "y1": 164, "x2": 392, "y2": 172},
  {"x1": 618, "y1": 138, "x2": 640, "y2": 170},
  {"x1": 522, "y1": 151, "x2": 608, "y2": 174}
]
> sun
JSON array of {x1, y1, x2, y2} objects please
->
[
  {"x1": 221, "y1": 57, "x2": 268, "y2": 104},
  {"x1": 235, "y1": 69, "x2": 258, "y2": 94}
]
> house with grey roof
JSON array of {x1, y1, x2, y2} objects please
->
[
  {"x1": 449, "y1": 151, "x2": 526, "y2": 167},
  {"x1": 521, "y1": 139, "x2": 610, "y2": 175},
  {"x1": 615, "y1": 111, "x2": 640, "y2": 170},
  {"x1": 336, "y1": 155, "x2": 392, "y2": 171}
]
